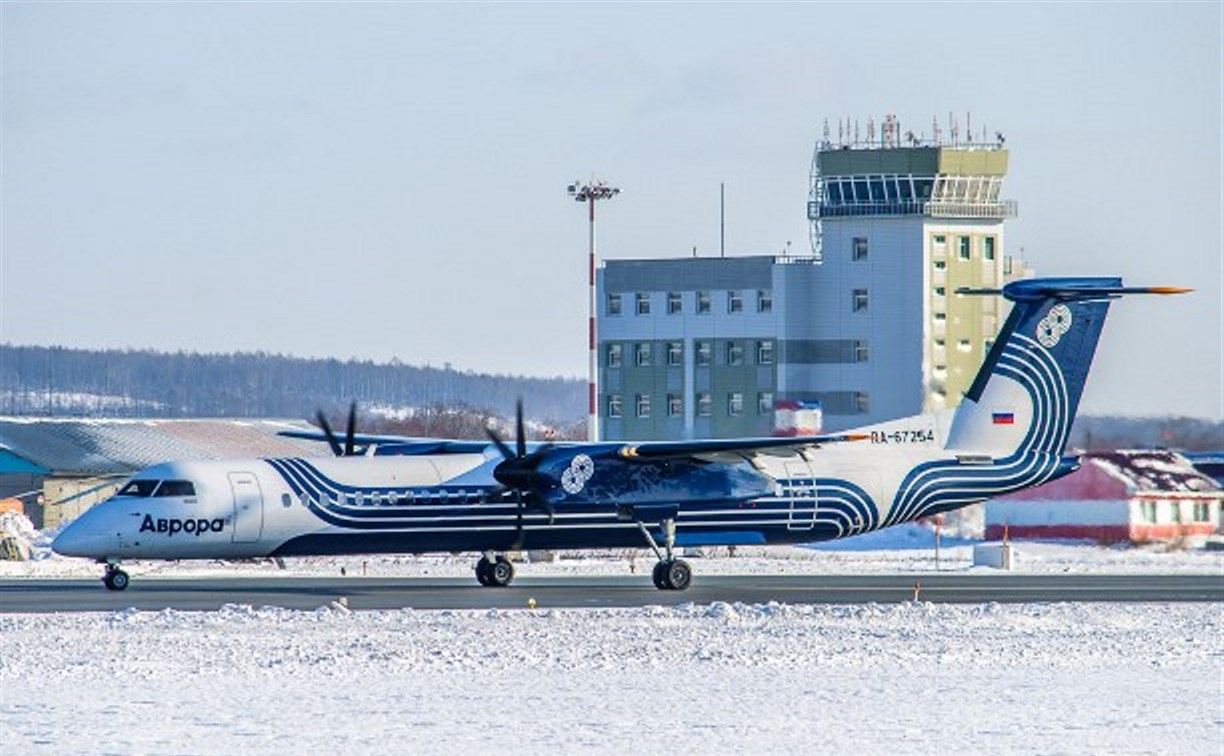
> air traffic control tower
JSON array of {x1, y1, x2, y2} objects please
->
[{"x1": 807, "y1": 115, "x2": 1026, "y2": 420}]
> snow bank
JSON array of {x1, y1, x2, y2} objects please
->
[{"x1": 1, "y1": 602, "x2": 1218, "y2": 754}]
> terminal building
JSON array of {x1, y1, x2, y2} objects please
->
[{"x1": 596, "y1": 116, "x2": 1031, "y2": 441}]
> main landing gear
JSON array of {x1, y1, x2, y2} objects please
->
[
  {"x1": 102, "y1": 563, "x2": 130, "y2": 591},
  {"x1": 637, "y1": 517, "x2": 692, "y2": 591},
  {"x1": 475, "y1": 552, "x2": 515, "y2": 587}
]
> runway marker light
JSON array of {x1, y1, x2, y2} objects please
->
[{"x1": 528, "y1": 597, "x2": 537, "y2": 610}]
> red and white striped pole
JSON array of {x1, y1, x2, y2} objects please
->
[
  {"x1": 587, "y1": 196, "x2": 598, "y2": 442},
  {"x1": 568, "y1": 180, "x2": 619, "y2": 443}
]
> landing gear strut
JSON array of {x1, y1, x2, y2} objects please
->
[
  {"x1": 637, "y1": 518, "x2": 691, "y2": 591},
  {"x1": 475, "y1": 552, "x2": 515, "y2": 587},
  {"x1": 102, "y1": 563, "x2": 129, "y2": 591}
]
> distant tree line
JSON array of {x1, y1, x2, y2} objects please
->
[
  {"x1": 1, "y1": 343, "x2": 1218, "y2": 450},
  {"x1": 0, "y1": 344, "x2": 585, "y2": 425}
]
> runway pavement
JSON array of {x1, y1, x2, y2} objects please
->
[{"x1": 1, "y1": 573, "x2": 1221, "y2": 612}]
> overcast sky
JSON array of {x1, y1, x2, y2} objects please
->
[{"x1": 2, "y1": 2, "x2": 1220, "y2": 419}]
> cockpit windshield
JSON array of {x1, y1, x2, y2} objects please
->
[
  {"x1": 116, "y1": 480, "x2": 196, "y2": 498},
  {"x1": 155, "y1": 480, "x2": 196, "y2": 497},
  {"x1": 117, "y1": 479, "x2": 160, "y2": 498}
]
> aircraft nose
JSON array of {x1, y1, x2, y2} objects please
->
[{"x1": 51, "y1": 520, "x2": 111, "y2": 559}]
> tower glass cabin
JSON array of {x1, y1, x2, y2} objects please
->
[{"x1": 808, "y1": 138, "x2": 1027, "y2": 419}]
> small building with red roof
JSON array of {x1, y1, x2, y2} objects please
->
[{"x1": 986, "y1": 450, "x2": 1221, "y2": 543}]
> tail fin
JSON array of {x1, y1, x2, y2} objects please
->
[{"x1": 945, "y1": 278, "x2": 1189, "y2": 455}]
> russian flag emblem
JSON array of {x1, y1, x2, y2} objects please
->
[{"x1": 992, "y1": 412, "x2": 1015, "y2": 425}]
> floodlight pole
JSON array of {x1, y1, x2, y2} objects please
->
[{"x1": 568, "y1": 180, "x2": 620, "y2": 442}]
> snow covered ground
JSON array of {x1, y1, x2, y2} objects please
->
[{"x1": 1, "y1": 601, "x2": 1220, "y2": 754}]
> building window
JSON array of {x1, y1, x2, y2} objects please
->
[
  {"x1": 667, "y1": 394, "x2": 683, "y2": 417},
  {"x1": 933, "y1": 260, "x2": 947, "y2": 270},
  {"x1": 1193, "y1": 502, "x2": 1211, "y2": 522},
  {"x1": 958, "y1": 339, "x2": 972, "y2": 352},
  {"x1": 697, "y1": 392, "x2": 712, "y2": 416},
  {"x1": 758, "y1": 391, "x2": 774, "y2": 414},
  {"x1": 984, "y1": 338, "x2": 995, "y2": 352},
  {"x1": 635, "y1": 342, "x2": 652, "y2": 367},
  {"x1": 667, "y1": 342, "x2": 683, "y2": 366},
  {"x1": 935, "y1": 286, "x2": 946, "y2": 297},
  {"x1": 854, "y1": 391, "x2": 870, "y2": 414},
  {"x1": 695, "y1": 341, "x2": 712, "y2": 366},
  {"x1": 726, "y1": 341, "x2": 744, "y2": 366},
  {"x1": 696, "y1": 291, "x2": 711, "y2": 314},
  {"x1": 728, "y1": 291, "x2": 743, "y2": 313},
  {"x1": 607, "y1": 343, "x2": 622, "y2": 368},
  {"x1": 757, "y1": 340, "x2": 774, "y2": 365},
  {"x1": 667, "y1": 292, "x2": 682, "y2": 315},
  {"x1": 636, "y1": 393, "x2": 651, "y2": 418},
  {"x1": 984, "y1": 237, "x2": 996, "y2": 261},
  {"x1": 728, "y1": 392, "x2": 744, "y2": 416},
  {"x1": 635, "y1": 293, "x2": 651, "y2": 315},
  {"x1": 853, "y1": 339, "x2": 869, "y2": 363},
  {"x1": 852, "y1": 237, "x2": 868, "y2": 261},
  {"x1": 852, "y1": 289, "x2": 869, "y2": 312},
  {"x1": 757, "y1": 290, "x2": 773, "y2": 313},
  {"x1": 607, "y1": 395, "x2": 622, "y2": 418},
  {"x1": 934, "y1": 311, "x2": 946, "y2": 321},
  {"x1": 933, "y1": 234, "x2": 947, "y2": 247},
  {"x1": 958, "y1": 236, "x2": 971, "y2": 260},
  {"x1": 1140, "y1": 500, "x2": 1157, "y2": 523},
  {"x1": 607, "y1": 293, "x2": 622, "y2": 316}
]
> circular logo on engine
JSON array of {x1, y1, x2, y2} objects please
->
[
  {"x1": 561, "y1": 454, "x2": 595, "y2": 494},
  {"x1": 1036, "y1": 304, "x2": 1073, "y2": 348}
]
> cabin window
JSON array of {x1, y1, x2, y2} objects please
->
[{"x1": 281, "y1": 493, "x2": 292, "y2": 508}]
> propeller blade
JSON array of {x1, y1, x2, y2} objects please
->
[
  {"x1": 514, "y1": 399, "x2": 526, "y2": 459},
  {"x1": 344, "y1": 401, "x2": 357, "y2": 457},
  {"x1": 315, "y1": 411, "x2": 344, "y2": 457},
  {"x1": 485, "y1": 427, "x2": 515, "y2": 461}
]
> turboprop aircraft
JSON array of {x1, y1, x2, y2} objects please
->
[{"x1": 52, "y1": 278, "x2": 1187, "y2": 591}]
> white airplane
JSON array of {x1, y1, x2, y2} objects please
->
[{"x1": 52, "y1": 278, "x2": 1187, "y2": 591}]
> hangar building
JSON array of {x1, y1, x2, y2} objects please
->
[{"x1": 0, "y1": 418, "x2": 319, "y2": 529}]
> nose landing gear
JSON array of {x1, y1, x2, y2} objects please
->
[{"x1": 102, "y1": 563, "x2": 130, "y2": 591}]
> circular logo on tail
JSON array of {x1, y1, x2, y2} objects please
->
[{"x1": 1036, "y1": 304, "x2": 1073, "y2": 347}]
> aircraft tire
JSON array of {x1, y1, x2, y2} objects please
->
[
  {"x1": 103, "y1": 568, "x2": 129, "y2": 591},
  {"x1": 651, "y1": 561, "x2": 667, "y2": 589},
  {"x1": 475, "y1": 558, "x2": 493, "y2": 586},
  {"x1": 663, "y1": 559, "x2": 691, "y2": 591},
  {"x1": 489, "y1": 556, "x2": 515, "y2": 587}
]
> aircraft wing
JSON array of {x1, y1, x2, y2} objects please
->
[
  {"x1": 278, "y1": 429, "x2": 492, "y2": 455},
  {"x1": 616, "y1": 433, "x2": 869, "y2": 462}
]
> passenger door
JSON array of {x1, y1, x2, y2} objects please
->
[{"x1": 229, "y1": 472, "x2": 264, "y2": 543}]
